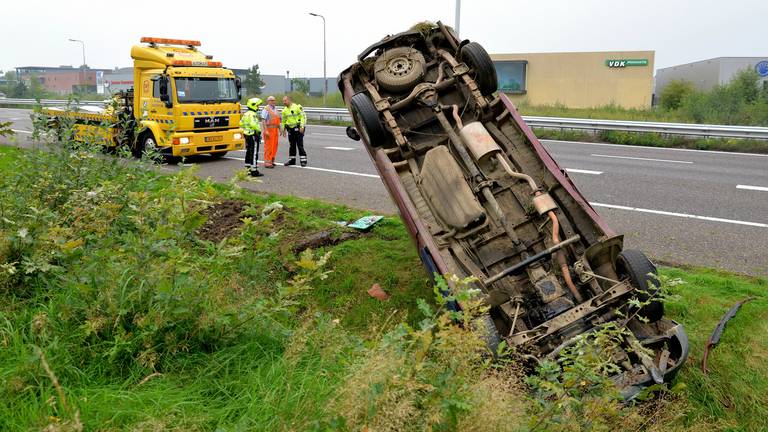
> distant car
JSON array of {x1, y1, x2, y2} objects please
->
[
  {"x1": 0, "y1": 92, "x2": 6, "y2": 99},
  {"x1": 338, "y1": 22, "x2": 688, "y2": 398}
]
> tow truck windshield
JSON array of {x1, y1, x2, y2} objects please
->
[{"x1": 175, "y1": 77, "x2": 238, "y2": 104}]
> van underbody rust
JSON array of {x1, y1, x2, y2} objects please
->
[{"x1": 338, "y1": 21, "x2": 688, "y2": 398}]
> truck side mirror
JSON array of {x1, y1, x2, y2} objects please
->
[
  {"x1": 159, "y1": 75, "x2": 172, "y2": 107},
  {"x1": 235, "y1": 77, "x2": 242, "y2": 98}
]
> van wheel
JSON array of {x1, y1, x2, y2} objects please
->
[
  {"x1": 373, "y1": 46, "x2": 426, "y2": 93},
  {"x1": 349, "y1": 92, "x2": 388, "y2": 147},
  {"x1": 460, "y1": 42, "x2": 498, "y2": 96},
  {"x1": 616, "y1": 249, "x2": 664, "y2": 322}
]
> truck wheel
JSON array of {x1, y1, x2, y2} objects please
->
[
  {"x1": 349, "y1": 92, "x2": 388, "y2": 147},
  {"x1": 209, "y1": 151, "x2": 228, "y2": 159},
  {"x1": 460, "y1": 42, "x2": 498, "y2": 96},
  {"x1": 616, "y1": 249, "x2": 664, "y2": 322},
  {"x1": 133, "y1": 132, "x2": 154, "y2": 158},
  {"x1": 374, "y1": 46, "x2": 426, "y2": 93}
]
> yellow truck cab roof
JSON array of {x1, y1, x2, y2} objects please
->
[{"x1": 130, "y1": 37, "x2": 230, "y2": 75}]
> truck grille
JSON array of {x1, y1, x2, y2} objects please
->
[{"x1": 194, "y1": 116, "x2": 228, "y2": 129}]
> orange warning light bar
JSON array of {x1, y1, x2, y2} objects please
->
[
  {"x1": 141, "y1": 37, "x2": 201, "y2": 46},
  {"x1": 172, "y1": 60, "x2": 223, "y2": 67}
]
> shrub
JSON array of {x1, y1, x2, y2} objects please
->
[{"x1": 660, "y1": 79, "x2": 695, "y2": 111}]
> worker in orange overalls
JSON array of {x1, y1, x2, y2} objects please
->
[{"x1": 260, "y1": 95, "x2": 281, "y2": 168}]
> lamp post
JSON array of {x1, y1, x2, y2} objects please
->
[
  {"x1": 308, "y1": 12, "x2": 326, "y2": 107},
  {"x1": 68, "y1": 38, "x2": 86, "y2": 92},
  {"x1": 455, "y1": 0, "x2": 461, "y2": 35}
]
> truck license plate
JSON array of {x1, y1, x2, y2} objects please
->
[{"x1": 205, "y1": 136, "x2": 223, "y2": 142}]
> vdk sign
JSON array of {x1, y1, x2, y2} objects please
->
[{"x1": 606, "y1": 59, "x2": 649, "y2": 68}]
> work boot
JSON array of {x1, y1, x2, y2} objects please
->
[
  {"x1": 249, "y1": 169, "x2": 264, "y2": 177},
  {"x1": 284, "y1": 158, "x2": 296, "y2": 166},
  {"x1": 300, "y1": 156, "x2": 308, "y2": 167}
]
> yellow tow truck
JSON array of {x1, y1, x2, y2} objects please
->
[{"x1": 44, "y1": 37, "x2": 245, "y2": 158}]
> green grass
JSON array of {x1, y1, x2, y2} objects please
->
[
  {"x1": 533, "y1": 128, "x2": 768, "y2": 154},
  {"x1": 518, "y1": 102, "x2": 684, "y2": 123},
  {"x1": 0, "y1": 144, "x2": 766, "y2": 431},
  {"x1": 656, "y1": 267, "x2": 768, "y2": 431}
]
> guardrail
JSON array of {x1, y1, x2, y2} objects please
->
[{"x1": 2, "y1": 98, "x2": 768, "y2": 139}]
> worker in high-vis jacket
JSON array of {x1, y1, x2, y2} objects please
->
[
  {"x1": 280, "y1": 95, "x2": 308, "y2": 166},
  {"x1": 240, "y1": 97, "x2": 264, "y2": 177},
  {"x1": 261, "y1": 96, "x2": 280, "y2": 168}
]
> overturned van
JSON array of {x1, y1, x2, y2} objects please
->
[{"x1": 338, "y1": 22, "x2": 688, "y2": 397}]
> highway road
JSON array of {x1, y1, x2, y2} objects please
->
[{"x1": 2, "y1": 107, "x2": 767, "y2": 276}]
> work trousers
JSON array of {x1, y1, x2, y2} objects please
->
[
  {"x1": 263, "y1": 127, "x2": 279, "y2": 163},
  {"x1": 244, "y1": 132, "x2": 261, "y2": 170},
  {"x1": 286, "y1": 126, "x2": 307, "y2": 164}
]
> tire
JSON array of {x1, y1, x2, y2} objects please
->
[
  {"x1": 349, "y1": 92, "x2": 388, "y2": 147},
  {"x1": 616, "y1": 249, "x2": 664, "y2": 322},
  {"x1": 133, "y1": 132, "x2": 154, "y2": 158},
  {"x1": 473, "y1": 313, "x2": 501, "y2": 356},
  {"x1": 373, "y1": 46, "x2": 426, "y2": 93},
  {"x1": 209, "y1": 151, "x2": 228, "y2": 159},
  {"x1": 460, "y1": 42, "x2": 498, "y2": 96}
]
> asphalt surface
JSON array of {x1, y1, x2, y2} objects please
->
[{"x1": 2, "y1": 107, "x2": 767, "y2": 276}]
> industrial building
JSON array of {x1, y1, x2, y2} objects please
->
[
  {"x1": 655, "y1": 57, "x2": 768, "y2": 95},
  {"x1": 491, "y1": 51, "x2": 655, "y2": 109},
  {"x1": 16, "y1": 66, "x2": 112, "y2": 94},
  {"x1": 13, "y1": 65, "x2": 337, "y2": 98}
]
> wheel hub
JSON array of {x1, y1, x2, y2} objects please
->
[{"x1": 386, "y1": 57, "x2": 414, "y2": 77}]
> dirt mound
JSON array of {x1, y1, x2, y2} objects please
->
[
  {"x1": 198, "y1": 200, "x2": 247, "y2": 243},
  {"x1": 292, "y1": 230, "x2": 364, "y2": 255}
]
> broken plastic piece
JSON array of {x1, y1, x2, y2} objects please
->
[
  {"x1": 702, "y1": 296, "x2": 756, "y2": 374},
  {"x1": 348, "y1": 215, "x2": 383, "y2": 231},
  {"x1": 367, "y1": 283, "x2": 390, "y2": 301}
]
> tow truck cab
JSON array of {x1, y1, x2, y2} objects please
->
[{"x1": 131, "y1": 37, "x2": 245, "y2": 157}]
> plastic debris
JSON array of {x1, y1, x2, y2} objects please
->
[
  {"x1": 367, "y1": 283, "x2": 389, "y2": 301},
  {"x1": 348, "y1": 215, "x2": 383, "y2": 231}
]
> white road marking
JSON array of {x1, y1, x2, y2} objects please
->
[
  {"x1": 565, "y1": 168, "x2": 602, "y2": 175},
  {"x1": 324, "y1": 146, "x2": 355, "y2": 151},
  {"x1": 214, "y1": 155, "x2": 765, "y2": 228},
  {"x1": 590, "y1": 202, "x2": 768, "y2": 228},
  {"x1": 11, "y1": 129, "x2": 31, "y2": 134},
  {"x1": 737, "y1": 184, "x2": 768, "y2": 192},
  {"x1": 545, "y1": 139, "x2": 768, "y2": 158},
  {"x1": 591, "y1": 154, "x2": 693, "y2": 164},
  {"x1": 222, "y1": 156, "x2": 380, "y2": 179},
  {"x1": 312, "y1": 133, "x2": 347, "y2": 137}
]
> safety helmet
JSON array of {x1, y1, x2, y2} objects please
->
[{"x1": 246, "y1": 97, "x2": 263, "y2": 111}]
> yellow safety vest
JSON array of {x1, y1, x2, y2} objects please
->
[
  {"x1": 281, "y1": 103, "x2": 306, "y2": 129},
  {"x1": 240, "y1": 109, "x2": 261, "y2": 135}
]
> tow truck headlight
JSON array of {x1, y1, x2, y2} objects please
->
[
  {"x1": 234, "y1": 133, "x2": 242, "y2": 140},
  {"x1": 173, "y1": 137, "x2": 190, "y2": 145}
]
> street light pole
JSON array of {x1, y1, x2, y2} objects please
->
[
  {"x1": 68, "y1": 38, "x2": 86, "y2": 92},
  {"x1": 309, "y1": 12, "x2": 326, "y2": 107},
  {"x1": 455, "y1": 0, "x2": 461, "y2": 36}
]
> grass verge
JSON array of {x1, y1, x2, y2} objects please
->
[
  {"x1": 0, "y1": 143, "x2": 765, "y2": 431},
  {"x1": 533, "y1": 128, "x2": 768, "y2": 154}
]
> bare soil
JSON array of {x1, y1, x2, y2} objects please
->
[{"x1": 197, "y1": 200, "x2": 247, "y2": 243}]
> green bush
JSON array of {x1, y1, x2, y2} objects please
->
[
  {"x1": 660, "y1": 79, "x2": 695, "y2": 111},
  {"x1": 678, "y1": 68, "x2": 768, "y2": 125}
]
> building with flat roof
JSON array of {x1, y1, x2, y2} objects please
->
[
  {"x1": 655, "y1": 57, "x2": 768, "y2": 96},
  {"x1": 491, "y1": 51, "x2": 655, "y2": 109}
]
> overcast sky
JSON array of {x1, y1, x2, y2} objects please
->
[{"x1": 1, "y1": 0, "x2": 766, "y2": 77}]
